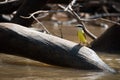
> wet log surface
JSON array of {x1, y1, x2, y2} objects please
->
[{"x1": 0, "y1": 23, "x2": 116, "y2": 73}]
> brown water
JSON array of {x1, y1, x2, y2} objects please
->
[{"x1": 0, "y1": 21, "x2": 120, "y2": 80}]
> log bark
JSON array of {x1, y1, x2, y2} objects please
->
[{"x1": 0, "y1": 23, "x2": 116, "y2": 73}]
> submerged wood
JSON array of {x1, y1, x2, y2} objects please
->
[{"x1": 0, "y1": 23, "x2": 116, "y2": 73}]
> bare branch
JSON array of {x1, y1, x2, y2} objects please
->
[
  {"x1": 100, "y1": 18, "x2": 120, "y2": 25},
  {"x1": 20, "y1": 10, "x2": 65, "y2": 19},
  {"x1": 58, "y1": 4, "x2": 97, "y2": 40},
  {"x1": 58, "y1": 4, "x2": 97, "y2": 22},
  {"x1": 32, "y1": 15, "x2": 51, "y2": 34},
  {"x1": 65, "y1": 0, "x2": 77, "y2": 11}
]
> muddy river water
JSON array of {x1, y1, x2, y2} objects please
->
[{"x1": 0, "y1": 21, "x2": 120, "y2": 80}]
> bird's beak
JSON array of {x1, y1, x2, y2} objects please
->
[{"x1": 77, "y1": 46, "x2": 116, "y2": 73}]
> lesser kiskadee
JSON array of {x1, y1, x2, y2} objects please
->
[{"x1": 76, "y1": 24, "x2": 88, "y2": 44}]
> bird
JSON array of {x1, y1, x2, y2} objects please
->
[{"x1": 76, "y1": 24, "x2": 88, "y2": 45}]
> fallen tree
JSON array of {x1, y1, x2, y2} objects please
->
[{"x1": 0, "y1": 23, "x2": 116, "y2": 73}]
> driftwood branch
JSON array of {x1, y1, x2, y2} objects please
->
[{"x1": 0, "y1": 23, "x2": 116, "y2": 73}]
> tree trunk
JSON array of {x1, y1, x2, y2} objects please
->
[{"x1": 0, "y1": 23, "x2": 116, "y2": 73}]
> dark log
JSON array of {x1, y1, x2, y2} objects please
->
[
  {"x1": 0, "y1": 23, "x2": 116, "y2": 73},
  {"x1": 11, "y1": 0, "x2": 48, "y2": 27},
  {"x1": 0, "y1": 0, "x2": 22, "y2": 14},
  {"x1": 0, "y1": 0, "x2": 71, "y2": 26},
  {"x1": 10, "y1": 0, "x2": 71, "y2": 27},
  {"x1": 91, "y1": 23, "x2": 120, "y2": 53},
  {"x1": 0, "y1": 0, "x2": 71, "y2": 15},
  {"x1": 0, "y1": 0, "x2": 119, "y2": 26}
]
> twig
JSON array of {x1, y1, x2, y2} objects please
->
[
  {"x1": 81, "y1": 22, "x2": 97, "y2": 39},
  {"x1": 32, "y1": 15, "x2": 51, "y2": 34},
  {"x1": 57, "y1": 21, "x2": 63, "y2": 38},
  {"x1": 65, "y1": 0, "x2": 77, "y2": 11},
  {"x1": 100, "y1": 18, "x2": 120, "y2": 25},
  {"x1": 89, "y1": 13, "x2": 120, "y2": 19},
  {"x1": 58, "y1": 4, "x2": 97, "y2": 22},
  {"x1": 58, "y1": 4, "x2": 97, "y2": 40},
  {"x1": 35, "y1": 13, "x2": 49, "y2": 19},
  {"x1": 21, "y1": 10, "x2": 65, "y2": 19},
  {"x1": 21, "y1": 13, "x2": 51, "y2": 34}
]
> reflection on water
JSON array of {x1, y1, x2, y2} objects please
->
[
  {"x1": 0, "y1": 21, "x2": 120, "y2": 80},
  {"x1": 0, "y1": 53, "x2": 120, "y2": 80}
]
